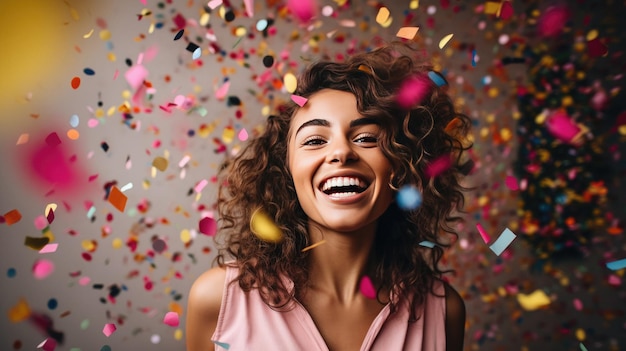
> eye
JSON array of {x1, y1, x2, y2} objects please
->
[
  {"x1": 302, "y1": 136, "x2": 326, "y2": 146},
  {"x1": 354, "y1": 133, "x2": 378, "y2": 144}
]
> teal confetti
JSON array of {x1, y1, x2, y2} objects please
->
[
  {"x1": 212, "y1": 340, "x2": 230, "y2": 349},
  {"x1": 606, "y1": 258, "x2": 626, "y2": 271},
  {"x1": 489, "y1": 228, "x2": 516, "y2": 256},
  {"x1": 580, "y1": 343, "x2": 588, "y2": 351},
  {"x1": 419, "y1": 240, "x2": 436, "y2": 248}
]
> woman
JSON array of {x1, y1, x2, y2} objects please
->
[{"x1": 187, "y1": 41, "x2": 471, "y2": 351}]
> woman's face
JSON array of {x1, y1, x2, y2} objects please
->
[{"x1": 288, "y1": 89, "x2": 394, "y2": 233}]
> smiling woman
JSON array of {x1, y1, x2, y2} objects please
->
[{"x1": 186, "y1": 41, "x2": 472, "y2": 351}]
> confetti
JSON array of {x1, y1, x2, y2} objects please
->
[
  {"x1": 359, "y1": 275, "x2": 376, "y2": 299},
  {"x1": 107, "y1": 186, "x2": 127, "y2": 212},
  {"x1": 396, "y1": 74, "x2": 431, "y2": 109},
  {"x1": 475, "y1": 223, "x2": 491, "y2": 244},
  {"x1": 505, "y1": 175, "x2": 519, "y2": 191},
  {"x1": 212, "y1": 340, "x2": 230, "y2": 349},
  {"x1": 207, "y1": 0, "x2": 222, "y2": 10},
  {"x1": 516, "y1": 289, "x2": 550, "y2": 311},
  {"x1": 580, "y1": 343, "x2": 589, "y2": 351},
  {"x1": 286, "y1": 0, "x2": 317, "y2": 23},
  {"x1": 396, "y1": 185, "x2": 422, "y2": 210},
  {"x1": 152, "y1": 156, "x2": 168, "y2": 171},
  {"x1": 250, "y1": 208, "x2": 283, "y2": 243},
  {"x1": 489, "y1": 228, "x2": 516, "y2": 256},
  {"x1": 425, "y1": 155, "x2": 451, "y2": 178},
  {"x1": 606, "y1": 258, "x2": 626, "y2": 271},
  {"x1": 102, "y1": 323, "x2": 117, "y2": 337},
  {"x1": 36, "y1": 338, "x2": 56, "y2": 351},
  {"x1": 283, "y1": 73, "x2": 297, "y2": 94},
  {"x1": 32, "y1": 259, "x2": 55, "y2": 279},
  {"x1": 3, "y1": 209, "x2": 22, "y2": 225},
  {"x1": 418, "y1": 240, "x2": 436, "y2": 248},
  {"x1": 199, "y1": 217, "x2": 217, "y2": 236},
  {"x1": 39, "y1": 243, "x2": 59, "y2": 254},
  {"x1": 163, "y1": 312, "x2": 179, "y2": 327},
  {"x1": 301, "y1": 239, "x2": 327, "y2": 252},
  {"x1": 8, "y1": 298, "x2": 31, "y2": 322},
  {"x1": 375, "y1": 7, "x2": 390, "y2": 25},
  {"x1": 396, "y1": 27, "x2": 419, "y2": 40},
  {"x1": 290, "y1": 94, "x2": 308, "y2": 107},
  {"x1": 71, "y1": 76, "x2": 81, "y2": 89},
  {"x1": 438, "y1": 33, "x2": 454, "y2": 49},
  {"x1": 174, "y1": 29, "x2": 184, "y2": 40},
  {"x1": 427, "y1": 71, "x2": 446, "y2": 87}
]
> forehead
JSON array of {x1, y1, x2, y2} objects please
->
[{"x1": 290, "y1": 89, "x2": 358, "y2": 128}]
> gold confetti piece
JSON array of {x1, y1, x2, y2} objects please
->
[
  {"x1": 375, "y1": 7, "x2": 390, "y2": 25},
  {"x1": 409, "y1": 0, "x2": 419, "y2": 9},
  {"x1": 250, "y1": 208, "x2": 283, "y2": 243},
  {"x1": 516, "y1": 289, "x2": 551, "y2": 311},
  {"x1": 283, "y1": 73, "x2": 297, "y2": 94},
  {"x1": 108, "y1": 186, "x2": 127, "y2": 212},
  {"x1": 83, "y1": 29, "x2": 94, "y2": 38},
  {"x1": 152, "y1": 156, "x2": 168, "y2": 171},
  {"x1": 8, "y1": 298, "x2": 31, "y2": 323},
  {"x1": 484, "y1": 1, "x2": 501, "y2": 14},
  {"x1": 69, "y1": 7, "x2": 79, "y2": 21},
  {"x1": 396, "y1": 26, "x2": 419, "y2": 40},
  {"x1": 16, "y1": 133, "x2": 29, "y2": 145},
  {"x1": 301, "y1": 239, "x2": 327, "y2": 252},
  {"x1": 438, "y1": 33, "x2": 454, "y2": 49}
]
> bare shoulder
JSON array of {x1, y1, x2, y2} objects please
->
[
  {"x1": 186, "y1": 266, "x2": 228, "y2": 351},
  {"x1": 443, "y1": 282, "x2": 466, "y2": 351}
]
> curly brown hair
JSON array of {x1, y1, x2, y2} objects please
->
[{"x1": 215, "y1": 41, "x2": 472, "y2": 319}]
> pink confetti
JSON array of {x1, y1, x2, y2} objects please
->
[
  {"x1": 476, "y1": 223, "x2": 491, "y2": 243},
  {"x1": 499, "y1": 1, "x2": 514, "y2": 20},
  {"x1": 243, "y1": 0, "x2": 254, "y2": 17},
  {"x1": 359, "y1": 275, "x2": 377, "y2": 299},
  {"x1": 103, "y1": 323, "x2": 117, "y2": 337},
  {"x1": 545, "y1": 110, "x2": 580, "y2": 144},
  {"x1": 124, "y1": 64, "x2": 148, "y2": 91},
  {"x1": 286, "y1": 0, "x2": 317, "y2": 23},
  {"x1": 425, "y1": 155, "x2": 452, "y2": 178},
  {"x1": 290, "y1": 94, "x2": 308, "y2": 107},
  {"x1": 194, "y1": 179, "x2": 209, "y2": 193},
  {"x1": 238, "y1": 128, "x2": 249, "y2": 141},
  {"x1": 32, "y1": 259, "x2": 54, "y2": 279},
  {"x1": 505, "y1": 175, "x2": 519, "y2": 191},
  {"x1": 607, "y1": 274, "x2": 621, "y2": 286},
  {"x1": 34, "y1": 215, "x2": 48, "y2": 230},
  {"x1": 207, "y1": 0, "x2": 223, "y2": 9},
  {"x1": 537, "y1": 5, "x2": 570, "y2": 37},
  {"x1": 215, "y1": 81, "x2": 230, "y2": 100},
  {"x1": 163, "y1": 311, "x2": 180, "y2": 327},
  {"x1": 573, "y1": 298, "x2": 583, "y2": 311},
  {"x1": 88, "y1": 118, "x2": 99, "y2": 128},
  {"x1": 396, "y1": 74, "x2": 431, "y2": 109},
  {"x1": 39, "y1": 243, "x2": 59, "y2": 254},
  {"x1": 79, "y1": 276, "x2": 91, "y2": 286},
  {"x1": 199, "y1": 217, "x2": 217, "y2": 236},
  {"x1": 37, "y1": 338, "x2": 57, "y2": 351}
]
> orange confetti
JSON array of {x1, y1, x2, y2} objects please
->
[
  {"x1": 108, "y1": 187, "x2": 127, "y2": 212},
  {"x1": 71, "y1": 76, "x2": 81, "y2": 89},
  {"x1": 3, "y1": 209, "x2": 22, "y2": 225},
  {"x1": 396, "y1": 27, "x2": 419, "y2": 40},
  {"x1": 8, "y1": 298, "x2": 31, "y2": 323}
]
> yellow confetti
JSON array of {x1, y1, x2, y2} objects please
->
[
  {"x1": 396, "y1": 27, "x2": 419, "y2": 40},
  {"x1": 152, "y1": 156, "x2": 168, "y2": 171},
  {"x1": 283, "y1": 73, "x2": 297, "y2": 94},
  {"x1": 112, "y1": 238, "x2": 123, "y2": 249},
  {"x1": 250, "y1": 208, "x2": 283, "y2": 243},
  {"x1": 222, "y1": 125, "x2": 235, "y2": 144},
  {"x1": 174, "y1": 329, "x2": 183, "y2": 340},
  {"x1": 69, "y1": 7, "x2": 79, "y2": 21},
  {"x1": 83, "y1": 29, "x2": 94, "y2": 39},
  {"x1": 484, "y1": 1, "x2": 501, "y2": 14},
  {"x1": 586, "y1": 29, "x2": 599, "y2": 41},
  {"x1": 516, "y1": 289, "x2": 551, "y2": 311},
  {"x1": 301, "y1": 239, "x2": 327, "y2": 252},
  {"x1": 409, "y1": 0, "x2": 419, "y2": 9},
  {"x1": 575, "y1": 328, "x2": 586, "y2": 341},
  {"x1": 375, "y1": 7, "x2": 390, "y2": 25},
  {"x1": 438, "y1": 33, "x2": 454, "y2": 49},
  {"x1": 180, "y1": 229, "x2": 192, "y2": 244},
  {"x1": 99, "y1": 29, "x2": 111, "y2": 41}
]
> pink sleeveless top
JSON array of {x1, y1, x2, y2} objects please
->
[{"x1": 211, "y1": 265, "x2": 447, "y2": 350}]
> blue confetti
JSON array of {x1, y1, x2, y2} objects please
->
[
  {"x1": 427, "y1": 71, "x2": 447, "y2": 87},
  {"x1": 212, "y1": 340, "x2": 230, "y2": 350},
  {"x1": 396, "y1": 185, "x2": 422, "y2": 210},
  {"x1": 489, "y1": 228, "x2": 516, "y2": 256},
  {"x1": 606, "y1": 258, "x2": 626, "y2": 271}
]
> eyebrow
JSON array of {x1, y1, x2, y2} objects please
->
[{"x1": 294, "y1": 117, "x2": 379, "y2": 137}]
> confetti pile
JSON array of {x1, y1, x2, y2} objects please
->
[{"x1": 0, "y1": 0, "x2": 624, "y2": 350}]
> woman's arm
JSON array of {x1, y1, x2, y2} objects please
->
[
  {"x1": 444, "y1": 283, "x2": 466, "y2": 351},
  {"x1": 186, "y1": 266, "x2": 226, "y2": 351}
]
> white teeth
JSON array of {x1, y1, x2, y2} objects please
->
[
  {"x1": 321, "y1": 177, "x2": 366, "y2": 192},
  {"x1": 328, "y1": 191, "x2": 356, "y2": 198}
]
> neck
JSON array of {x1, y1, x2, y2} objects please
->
[{"x1": 304, "y1": 221, "x2": 378, "y2": 304}]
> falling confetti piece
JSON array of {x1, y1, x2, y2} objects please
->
[
  {"x1": 102, "y1": 323, "x2": 117, "y2": 337},
  {"x1": 606, "y1": 258, "x2": 626, "y2": 270},
  {"x1": 290, "y1": 94, "x2": 308, "y2": 107},
  {"x1": 301, "y1": 239, "x2": 327, "y2": 252},
  {"x1": 215, "y1": 81, "x2": 230, "y2": 100},
  {"x1": 174, "y1": 29, "x2": 184, "y2": 40},
  {"x1": 498, "y1": 1, "x2": 514, "y2": 19},
  {"x1": 580, "y1": 343, "x2": 589, "y2": 351},
  {"x1": 537, "y1": 5, "x2": 570, "y2": 37},
  {"x1": 32, "y1": 259, "x2": 55, "y2": 279},
  {"x1": 396, "y1": 27, "x2": 419, "y2": 40},
  {"x1": 396, "y1": 185, "x2": 422, "y2": 210},
  {"x1": 152, "y1": 156, "x2": 168, "y2": 171},
  {"x1": 438, "y1": 34, "x2": 454, "y2": 49},
  {"x1": 375, "y1": 7, "x2": 390, "y2": 25},
  {"x1": 250, "y1": 208, "x2": 283, "y2": 243},
  {"x1": 545, "y1": 110, "x2": 581, "y2": 144},
  {"x1": 427, "y1": 71, "x2": 446, "y2": 87},
  {"x1": 25, "y1": 236, "x2": 50, "y2": 250},
  {"x1": 107, "y1": 186, "x2": 127, "y2": 212},
  {"x1": 163, "y1": 312, "x2": 179, "y2": 327},
  {"x1": 516, "y1": 289, "x2": 550, "y2": 311},
  {"x1": 8, "y1": 298, "x2": 31, "y2": 323},
  {"x1": 4, "y1": 209, "x2": 22, "y2": 225},
  {"x1": 262, "y1": 55, "x2": 274, "y2": 68},
  {"x1": 425, "y1": 155, "x2": 451, "y2": 178},
  {"x1": 505, "y1": 175, "x2": 519, "y2": 191},
  {"x1": 418, "y1": 240, "x2": 435, "y2": 248},
  {"x1": 39, "y1": 243, "x2": 59, "y2": 254},
  {"x1": 238, "y1": 128, "x2": 248, "y2": 141},
  {"x1": 83, "y1": 29, "x2": 94, "y2": 38},
  {"x1": 489, "y1": 228, "x2": 516, "y2": 256},
  {"x1": 283, "y1": 73, "x2": 297, "y2": 94},
  {"x1": 199, "y1": 217, "x2": 217, "y2": 236},
  {"x1": 286, "y1": 0, "x2": 317, "y2": 23},
  {"x1": 359, "y1": 275, "x2": 376, "y2": 299},
  {"x1": 212, "y1": 340, "x2": 230, "y2": 349},
  {"x1": 71, "y1": 76, "x2": 81, "y2": 89},
  {"x1": 396, "y1": 74, "x2": 431, "y2": 109},
  {"x1": 207, "y1": 0, "x2": 223, "y2": 9},
  {"x1": 36, "y1": 338, "x2": 56, "y2": 351},
  {"x1": 475, "y1": 223, "x2": 491, "y2": 244},
  {"x1": 16, "y1": 133, "x2": 29, "y2": 145}
]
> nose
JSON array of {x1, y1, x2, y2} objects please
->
[{"x1": 326, "y1": 138, "x2": 359, "y2": 164}]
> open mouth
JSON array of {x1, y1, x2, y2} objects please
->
[{"x1": 320, "y1": 177, "x2": 369, "y2": 197}]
